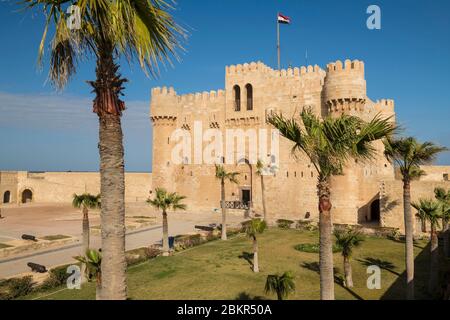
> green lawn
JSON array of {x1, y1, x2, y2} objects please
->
[{"x1": 26, "y1": 228, "x2": 437, "y2": 300}]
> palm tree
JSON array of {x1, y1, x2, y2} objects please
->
[
  {"x1": 384, "y1": 137, "x2": 447, "y2": 299},
  {"x1": 75, "y1": 249, "x2": 102, "y2": 299},
  {"x1": 255, "y1": 160, "x2": 268, "y2": 222},
  {"x1": 435, "y1": 187, "x2": 450, "y2": 258},
  {"x1": 334, "y1": 228, "x2": 364, "y2": 288},
  {"x1": 215, "y1": 165, "x2": 239, "y2": 240},
  {"x1": 72, "y1": 193, "x2": 101, "y2": 252},
  {"x1": 242, "y1": 218, "x2": 267, "y2": 272},
  {"x1": 147, "y1": 188, "x2": 186, "y2": 256},
  {"x1": 268, "y1": 108, "x2": 395, "y2": 300},
  {"x1": 414, "y1": 204, "x2": 428, "y2": 233},
  {"x1": 411, "y1": 199, "x2": 441, "y2": 294},
  {"x1": 264, "y1": 271, "x2": 295, "y2": 300},
  {"x1": 24, "y1": 0, "x2": 183, "y2": 300}
]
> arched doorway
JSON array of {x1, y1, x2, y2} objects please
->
[
  {"x1": 370, "y1": 199, "x2": 380, "y2": 222},
  {"x1": 21, "y1": 189, "x2": 33, "y2": 203},
  {"x1": 237, "y1": 158, "x2": 252, "y2": 205},
  {"x1": 3, "y1": 191, "x2": 10, "y2": 204}
]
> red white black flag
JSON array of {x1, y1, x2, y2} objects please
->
[{"x1": 277, "y1": 13, "x2": 291, "y2": 24}]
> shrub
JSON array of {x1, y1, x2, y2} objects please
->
[
  {"x1": 0, "y1": 276, "x2": 34, "y2": 300},
  {"x1": 276, "y1": 219, "x2": 294, "y2": 229},
  {"x1": 206, "y1": 232, "x2": 220, "y2": 242},
  {"x1": 125, "y1": 247, "x2": 162, "y2": 266},
  {"x1": 294, "y1": 243, "x2": 341, "y2": 253},
  {"x1": 146, "y1": 246, "x2": 162, "y2": 259},
  {"x1": 39, "y1": 264, "x2": 73, "y2": 290},
  {"x1": 387, "y1": 228, "x2": 401, "y2": 241},
  {"x1": 295, "y1": 220, "x2": 317, "y2": 231},
  {"x1": 227, "y1": 227, "x2": 242, "y2": 237},
  {"x1": 174, "y1": 234, "x2": 205, "y2": 251}
]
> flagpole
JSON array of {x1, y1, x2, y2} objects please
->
[{"x1": 277, "y1": 14, "x2": 280, "y2": 71}]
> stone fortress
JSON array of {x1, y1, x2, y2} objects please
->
[
  {"x1": 1, "y1": 59, "x2": 449, "y2": 233},
  {"x1": 149, "y1": 59, "x2": 450, "y2": 232}
]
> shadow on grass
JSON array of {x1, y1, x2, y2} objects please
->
[
  {"x1": 381, "y1": 241, "x2": 450, "y2": 300},
  {"x1": 235, "y1": 292, "x2": 266, "y2": 300},
  {"x1": 388, "y1": 238, "x2": 426, "y2": 249},
  {"x1": 238, "y1": 251, "x2": 254, "y2": 269},
  {"x1": 357, "y1": 257, "x2": 400, "y2": 276},
  {"x1": 301, "y1": 262, "x2": 364, "y2": 300}
]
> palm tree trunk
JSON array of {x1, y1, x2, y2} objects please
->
[
  {"x1": 221, "y1": 179, "x2": 227, "y2": 240},
  {"x1": 94, "y1": 43, "x2": 127, "y2": 300},
  {"x1": 96, "y1": 273, "x2": 102, "y2": 300},
  {"x1": 443, "y1": 220, "x2": 449, "y2": 258},
  {"x1": 429, "y1": 225, "x2": 439, "y2": 295},
  {"x1": 318, "y1": 177, "x2": 334, "y2": 300},
  {"x1": 403, "y1": 179, "x2": 415, "y2": 300},
  {"x1": 81, "y1": 207, "x2": 90, "y2": 284},
  {"x1": 343, "y1": 256, "x2": 353, "y2": 288},
  {"x1": 82, "y1": 207, "x2": 90, "y2": 251},
  {"x1": 162, "y1": 210, "x2": 169, "y2": 255},
  {"x1": 253, "y1": 236, "x2": 259, "y2": 273},
  {"x1": 277, "y1": 291, "x2": 283, "y2": 301},
  {"x1": 98, "y1": 113, "x2": 127, "y2": 300},
  {"x1": 260, "y1": 175, "x2": 267, "y2": 222}
]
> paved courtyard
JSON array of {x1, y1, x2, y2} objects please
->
[{"x1": 0, "y1": 203, "x2": 246, "y2": 278}]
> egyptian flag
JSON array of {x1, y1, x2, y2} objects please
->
[{"x1": 277, "y1": 13, "x2": 291, "y2": 24}]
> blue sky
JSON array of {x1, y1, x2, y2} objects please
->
[{"x1": 0, "y1": 0, "x2": 449, "y2": 172}]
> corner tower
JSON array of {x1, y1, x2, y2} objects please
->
[
  {"x1": 323, "y1": 59, "x2": 366, "y2": 117},
  {"x1": 150, "y1": 87, "x2": 179, "y2": 190}
]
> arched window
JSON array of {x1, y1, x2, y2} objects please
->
[
  {"x1": 245, "y1": 83, "x2": 253, "y2": 110},
  {"x1": 233, "y1": 85, "x2": 241, "y2": 111},
  {"x1": 3, "y1": 191, "x2": 10, "y2": 204}
]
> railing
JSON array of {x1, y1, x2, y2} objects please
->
[{"x1": 221, "y1": 201, "x2": 251, "y2": 210}]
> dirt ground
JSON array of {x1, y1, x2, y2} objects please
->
[{"x1": 0, "y1": 202, "x2": 242, "y2": 243}]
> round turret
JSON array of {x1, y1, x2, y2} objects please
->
[{"x1": 323, "y1": 59, "x2": 367, "y2": 117}]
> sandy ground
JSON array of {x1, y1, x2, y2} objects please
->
[{"x1": 0, "y1": 203, "x2": 246, "y2": 277}]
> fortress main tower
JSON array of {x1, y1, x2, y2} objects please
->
[{"x1": 149, "y1": 59, "x2": 396, "y2": 226}]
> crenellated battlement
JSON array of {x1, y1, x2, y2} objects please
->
[
  {"x1": 226, "y1": 61, "x2": 269, "y2": 74},
  {"x1": 326, "y1": 59, "x2": 364, "y2": 74},
  {"x1": 225, "y1": 61, "x2": 325, "y2": 78},
  {"x1": 151, "y1": 86, "x2": 225, "y2": 103},
  {"x1": 178, "y1": 89, "x2": 225, "y2": 103},
  {"x1": 377, "y1": 99, "x2": 395, "y2": 108}
]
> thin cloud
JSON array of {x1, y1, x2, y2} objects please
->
[{"x1": 0, "y1": 91, "x2": 150, "y2": 132}]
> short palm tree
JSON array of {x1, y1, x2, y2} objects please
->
[
  {"x1": 24, "y1": 0, "x2": 183, "y2": 300},
  {"x1": 334, "y1": 228, "x2": 364, "y2": 288},
  {"x1": 265, "y1": 271, "x2": 295, "y2": 300},
  {"x1": 256, "y1": 160, "x2": 268, "y2": 222},
  {"x1": 414, "y1": 203, "x2": 428, "y2": 233},
  {"x1": 435, "y1": 187, "x2": 450, "y2": 258},
  {"x1": 75, "y1": 249, "x2": 102, "y2": 300},
  {"x1": 384, "y1": 137, "x2": 446, "y2": 299},
  {"x1": 412, "y1": 199, "x2": 441, "y2": 294},
  {"x1": 215, "y1": 165, "x2": 239, "y2": 240},
  {"x1": 242, "y1": 218, "x2": 267, "y2": 272},
  {"x1": 269, "y1": 108, "x2": 395, "y2": 299},
  {"x1": 147, "y1": 188, "x2": 186, "y2": 256},
  {"x1": 72, "y1": 193, "x2": 101, "y2": 252}
]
